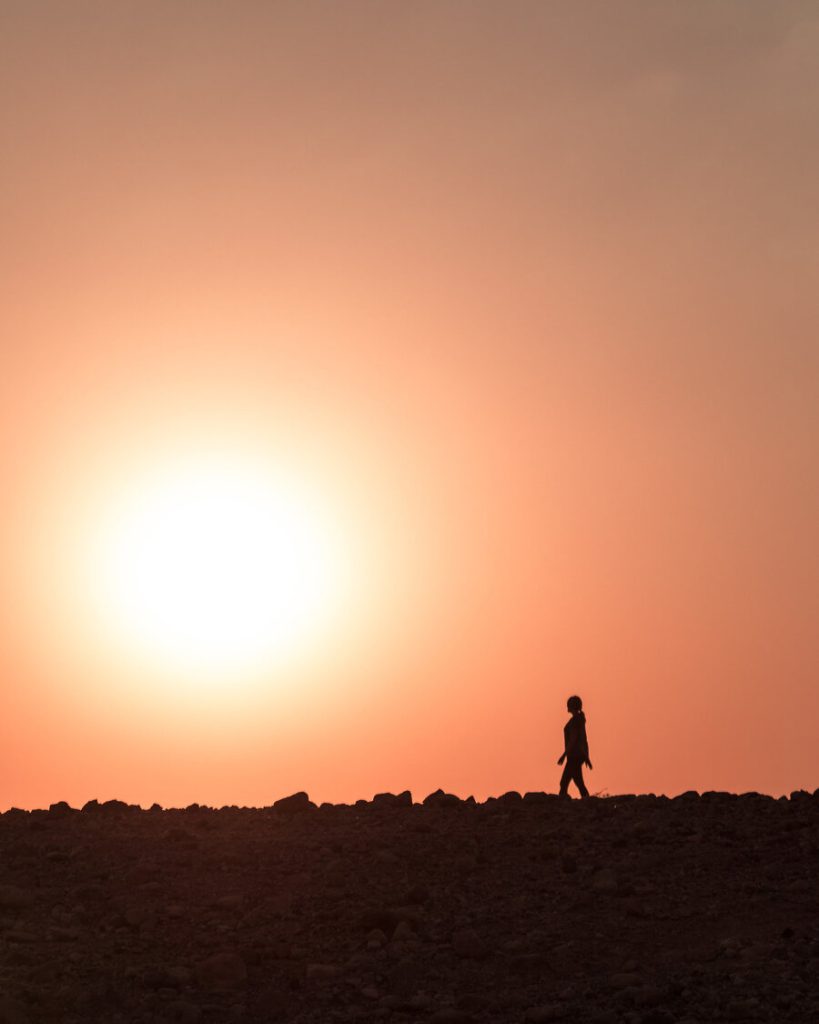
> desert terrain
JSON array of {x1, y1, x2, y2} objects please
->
[{"x1": 1, "y1": 789, "x2": 817, "y2": 1023}]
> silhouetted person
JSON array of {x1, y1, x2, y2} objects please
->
[{"x1": 557, "y1": 695, "x2": 592, "y2": 798}]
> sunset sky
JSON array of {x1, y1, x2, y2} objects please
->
[{"x1": 2, "y1": 1, "x2": 818, "y2": 810}]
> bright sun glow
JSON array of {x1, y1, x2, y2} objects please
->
[{"x1": 92, "y1": 457, "x2": 344, "y2": 678}]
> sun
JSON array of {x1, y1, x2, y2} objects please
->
[{"x1": 91, "y1": 456, "x2": 344, "y2": 678}]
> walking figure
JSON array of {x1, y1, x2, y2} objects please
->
[{"x1": 557, "y1": 695, "x2": 592, "y2": 798}]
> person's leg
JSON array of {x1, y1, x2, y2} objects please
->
[
  {"x1": 558, "y1": 761, "x2": 573, "y2": 796},
  {"x1": 571, "y1": 760, "x2": 589, "y2": 798}
]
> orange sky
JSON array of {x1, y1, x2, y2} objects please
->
[{"x1": 2, "y1": 2, "x2": 818, "y2": 809}]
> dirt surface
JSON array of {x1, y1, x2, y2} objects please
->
[{"x1": 1, "y1": 789, "x2": 818, "y2": 1023}]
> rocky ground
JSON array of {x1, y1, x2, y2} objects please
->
[{"x1": 1, "y1": 789, "x2": 818, "y2": 1024}]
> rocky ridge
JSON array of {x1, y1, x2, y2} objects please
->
[{"x1": 1, "y1": 789, "x2": 818, "y2": 1023}]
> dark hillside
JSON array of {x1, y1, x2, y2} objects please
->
[{"x1": 1, "y1": 790, "x2": 818, "y2": 1023}]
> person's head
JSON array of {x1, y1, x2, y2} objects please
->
[{"x1": 567, "y1": 695, "x2": 583, "y2": 714}]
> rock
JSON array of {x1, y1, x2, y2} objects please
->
[
  {"x1": 430, "y1": 1010, "x2": 474, "y2": 1023},
  {"x1": 48, "y1": 801, "x2": 73, "y2": 815},
  {"x1": 392, "y1": 919, "x2": 414, "y2": 941},
  {"x1": 45, "y1": 849, "x2": 71, "y2": 863},
  {"x1": 0, "y1": 885, "x2": 34, "y2": 909},
  {"x1": 592, "y1": 868, "x2": 618, "y2": 893},
  {"x1": 272, "y1": 792, "x2": 316, "y2": 814},
  {"x1": 211, "y1": 892, "x2": 244, "y2": 910},
  {"x1": 634, "y1": 985, "x2": 664, "y2": 1007},
  {"x1": 194, "y1": 951, "x2": 247, "y2": 991},
  {"x1": 305, "y1": 963, "x2": 340, "y2": 983},
  {"x1": 452, "y1": 927, "x2": 487, "y2": 959},
  {"x1": 499, "y1": 791, "x2": 523, "y2": 804},
  {"x1": 610, "y1": 972, "x2": 641, "y2": 989},
  {"x1": 456, "y1": 993, "x2": 489, "y2": 1012},
  {"x1": 0, "y1": 995, "x2": 27, "y2": 1024},
  {"x1": 101, "y1": 798, "x2": 130, "y2": 813},
  {"x1": 0, "y1": 792, "x2": 816, "y2": 1023},
  {"x1": 164, "y1": 1000, "x2": 201, "y2": 1023},
  {"x1": 423, "y1": 789, "x2": 461, "y2": 807},
  {"x1": 404, "y1": 884, "x2": 430, "y2": 904},
  {"x1": 640, "y1": 1011, "x2": 675, "y2": 1024},
  {"x1": 373, "y1": 790, "x2": 413, "y2": 807},
  {"x1": 366, "y1": 928, "x2": 387, "y2": 949},
  {"x1": 524, "y1": 1007, "x2": 563, "y2": 1022},
  {"x1": 389, "y1": 958, "x2": 422, "y2": 995}
]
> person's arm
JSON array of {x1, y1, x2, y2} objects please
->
[{"x1": 582, "y1": 722, "x2": 592, "y2": 769}]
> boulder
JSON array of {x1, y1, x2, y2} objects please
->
[
  {"x1": 373, "y1": 790, "x2": 413, "y2": 808},
  {"x1": 498, "y1": 791, "x2": 523, "y2": 805},
  {"x1": 273, "y1": 791, "x2": 316, "y2": 814},
  {"x1": 423, "y1": 789, "x2": 460, "y2": 807},
  {"x1": 48, "y1": 801, "x2": 74, "y2": 815}
]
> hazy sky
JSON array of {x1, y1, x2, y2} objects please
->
[{"x1": 2, "y1": 1, "x2": 818, "y2": 809}]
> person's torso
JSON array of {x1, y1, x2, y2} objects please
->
[{"x1": 564, "y1": 714, "x2": 588, "y2": 759}]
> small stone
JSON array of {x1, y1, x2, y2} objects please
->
[
  {"x1": 592, "y1": 868, "x2": 618, "y2": 893},
  {"x1": 392, "y1": 920, "x2": 414, "y2": 941},
  {"x1": 452, "y1": 927, "x2": 487, "y2": 959},
  {"x1": 634, "y1": 985, "x2": 664, "y2": 1007},
  {"x1": 0, "y1": 885, "x2": 34, "y2": 909},
  {"x1": 0, "y1": 994, "x2": 28, "y2": 1024},
  {"x1": 305, "y1": 963, "x2": 340, "y2": 982},
  {"x1": 404, "y1": 884, "x2": 430, "y2": 904},
  {"x1": 389, "y1": 958, "x2": 422, "y2": 995},
  {"x1": 212, "y1": 893, "x2": 244, "y2": 910},
  {"x1": 524, "y1": 1007, "x2": 562, "y2": 1023},
  {"x1": 45, "y1": 849, "x2": 71, "y2": 863},
  {"x1": 610, "y1": 972, "x2": 641, "y2": 989},
  {"x1": 640, "y1": 1011, "x2": 675, "y2": 1024},
  {"x1": 195, "y1": 951, "x2": 247, "y2": 991},
  {"x1": 456, "y1": 994, "x2": 489, "y2": 1013},
  {"x1": 164, "y1": 1001, "x2": 201, "y2": 1023}
]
